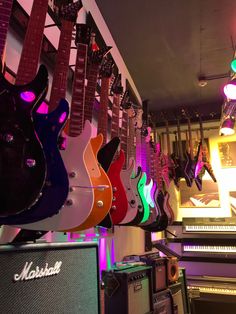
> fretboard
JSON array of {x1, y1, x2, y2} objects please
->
[
  {"x1": 69, "y1": 43, "x2": 87, "y2": 136},
  {"x1": 15, "y1": 0, "x2": 48, "y2": 85},
  {"x1": 120, "y1": 109, "x2": 128, "y2": 169},
  {"x1": 97, "y1": 76, "x2": 109, "y2": 146},
  {"x1": 84, "y1": 61, "x2": 100, "y2": 123},
  {"x1": 135, "y1": 127, "x2": 142, "y2": 170},
  {"x1": 0, "y1": 0, "x2": 13, "y2": 60},
  {"x1": 127, "y1": 117, "x2": 136, "y2": 161},
  {"x1": 140, "y1": 132, "x2": 148, "y2": 176},
  {"x1": 111, "y1": 94, "x2": 120, "y2": 139},
  {"x1": 49, "y1": 19, "x2": 74, "y2": 112}
]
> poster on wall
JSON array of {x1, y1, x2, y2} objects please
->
[
  {"x1": 218, "y1": 141, "x2": 236, "y2": 167},
  {"x1": 229, "y1": 191, "x2": 236, "y2": 216},
  {"x1": 179, "y1": 179, "x2": 220, "y2": 208}
]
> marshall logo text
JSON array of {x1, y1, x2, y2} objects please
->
[{"x1": 13, "y1": 261, "x2": 62, "y2": 282}]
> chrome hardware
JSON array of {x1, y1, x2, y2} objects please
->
[
  {"x1": 69, "y1": 186, "x2": 75, "y2": 192},
  {"x1": 111, "y1": 205, "x2": 116, "y2": 210},
  {"x1": 69, "y1": 171, "x2": 76, "y2": 178},
  {"x1": 97, "y1": 200, "x2": 104, "y2": 207},
  {"x1": 113, "y1": 186, "x2": 117, "y2": 192},
  {"x1": 66, "y1": 199, "x2": 73, "y2": 206},
  {"x1": 26, "y1": 159, "x2": 36, "y2": 168},
  {"x1": 112, "y1": 197, "x2": 116, "y2": 201}
]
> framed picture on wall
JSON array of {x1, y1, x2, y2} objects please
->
[
  {"x1": 229, "y1": 191, "x2": 236, "y2": 216},
  {"x1": 218, "y1": 141, "x2": 236, "y2": 167},
  {"x1": 179, "y1": 179, "x2": 220, "y2": 208}
]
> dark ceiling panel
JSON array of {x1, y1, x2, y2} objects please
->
[{"x1": 96, "y1": 0, "x2": 236, "y2": 116}]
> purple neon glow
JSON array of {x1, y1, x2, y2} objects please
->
[
  {"x1": 59, "y1": 112, "x2": 67, "y2": 124},
  {"x1": 224, "y1": 83, "x2": 236, "y2": 100},
  {"x1": 194, "y1": 162, "x2": 202, "y2": 177},
  {"x1": 37, "y1": 101, "x2": 48, "y2": 114},
  {"x1": 111, "y1": 238, "x2": 115, "y2": 266},
  {"x1": 99, "y1": 238, "x2": 107, "y2": 278},
  {"x1": 20, "y1": 91, "x2": 36, "y2": 102}
]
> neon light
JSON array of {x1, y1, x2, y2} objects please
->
[
  {"x1": 231, "y1": 59, "x2": 236, "y2": 73},
  {"x1": 20, "y1": 91, "x2": 35, "y2": 102},
  {"x1": 106, "y1": 243, "x2": 112, "y2": 270},
  {"x1": 37, "y1": 101, "x2": 48, "y2": 113},
  {"x1": 111, "y1": 239, "x2": 115, "y2": 265},
  {"x1": 99, "y1": 238, "x2": 106, "y2": 277},
  {"x1": 224, "y1": 83, "x2": 236, "y2": 99}
]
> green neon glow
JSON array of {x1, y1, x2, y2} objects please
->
[
  {"x1": 231, "y1": 59, "x2": 236, "y2": 72},
  {"x1": 138, "y1": 172, "x2": 150, "y2": 223},
  {"x1": 106, "y1": 244, "x2": 112, "y2": 270}
]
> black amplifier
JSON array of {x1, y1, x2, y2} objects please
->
[
  {"x1": 0, "y1": 242, "x2": 100, "y2": 313},
  {"x1": 103, "y1": 265, "x2": 153, "y2": 314},
  {"x1": 140, "y1": 253, "x2": 167, "y2": 292}
]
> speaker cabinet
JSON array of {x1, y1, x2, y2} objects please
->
[
  {"x1": 178, "y1": 268, "x2": 191, "y2": 314},
  {"x1": 140, "y1": 253, "x2": 167, "y2": 292},
  {"x1": 153, "y1": 289, "x2": 175, "y2": 314},
  {"x1": 0, "y1": 242, "x2": 100, "y2": 314},
  {"x1": 169, "y1": 282, "x2": 185, "y2": 314},
  {"x1": 103, "y1": 265, "x2": 153, "y2": 314},
  {"x1": 167, "y1": 257, "x2": 179, "y2": 284}
]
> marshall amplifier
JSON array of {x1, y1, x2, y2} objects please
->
[
  {"x1": 140, "y1": 253, "x2": 167, "y2": 292},
  {"x1": 103, "y1": 265, "x2": 153, "y2": 314},
  {"x1": 0, "y1": 242, "x2": 100, "y2": 313}
]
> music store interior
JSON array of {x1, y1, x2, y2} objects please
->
[{"x1": 1, "y1": 0, "x2": 236, "y2": 313}]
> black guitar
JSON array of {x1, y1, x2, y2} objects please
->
[{"x1": 0, "y1": 64, "x2": 48, "y2": 217}]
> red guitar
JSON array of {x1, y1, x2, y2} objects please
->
[{"x1": 108, "y1": 74, "x2": 128, "y2": 224}]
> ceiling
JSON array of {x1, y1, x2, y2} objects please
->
[{"x1": 95, "y1": 0, "x2": 236, "y2": 119}]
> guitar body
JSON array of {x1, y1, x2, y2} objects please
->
[
  {"x1": 195, "y1": 142, "x2": 217, "y2": 182},
  {"x1": 14, "y1": 120, "x2": 94, "y2": 231},
  {"x1": 0, "y1": 65, "x2": 48, "y2": 217},
  {"x1": 68, "y1": 134, "x2": 113, "y2": 231},
  {"x1": 142, "y1": 188, "x2": 168, "y2": 232},
  {"x1": 163, "y1": 190, "x2": 175, "y2": 225},
  {"x1": 108, "y1": 149, "x2": 128, "y2": 225},
  {"x1": 119, "y1": 159, "x2": 139, "y2": 225},
  {"x1": 136, "y1": 170, "x2": 150, "y2": 224},
  {"x1": 0, "y1": 99, "x2": 70, "y2": 225}
]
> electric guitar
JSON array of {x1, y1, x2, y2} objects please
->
[
  {"x1": 0, "y1": 0, "x2": 13, "y2": 67},
  {"x1": 107, "y1": 73, "x2": 128, "y2": 224},
  {"x1": 0, "y1": 65, "x2": 48, "y2": 217},
  {"x1": 0, "y1": 2, "x2": 83, "y2": 225},
  {"x1": 119, "y1": 92, "x2": 140, "y2": 225},
  {"x1": 194, "y1": 115, "x2": 217, "y2": 183},
  {"x1": 68, "y1": 43, "x2": 113, "y2": 232}
]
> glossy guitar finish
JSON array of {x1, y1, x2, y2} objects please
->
[
  {"x1": 0, "y1": 99, "x2": 70, "y2": 224},
  {"x1": 0, "y1": 65, "x2": 48, "y2": 217},
  {"x1": 119, "y1": 159, "x2": 140, "y2": 225},
  {"x1": 137, "y1": 171, "x2": 150, "y2": 224},
  {"x1": 108, "y1": 149, "x2": 128, "y2": 225},
  {"x1": 67, "y1": 134, "x2": 113, "y2": 231},
  {"x1": 15, "y1": 120, "x2": 94, "y2": 231}
]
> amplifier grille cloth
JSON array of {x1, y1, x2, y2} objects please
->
[{"x1": 0, "y1": 244, "x2": 99, "y2": 314}]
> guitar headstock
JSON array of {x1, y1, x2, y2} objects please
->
[
  {"x1": 120, "y1": 90, "x2": 130, "y2": 109},
  {"x1": 75, "y1": 24, "x2": 91, "y2": 46},
  {"x1": 134, "y1": 108, "x2": 143, "y2": 129},
  {"x1": 100, "y1": 57, "x2": 114, "y2": 78},
  {"x1": 60, "y1": 0, "x2": 82, "y2": 22},
  {"x1": 89, "y1": 46, "x2": 112, "y2": 65},
  {"x1": 145, "y1": 126, "x2": 152, "y2": 143},
  {"x1": 111, "y1": 73, "x2": 123, "y2": 95}
]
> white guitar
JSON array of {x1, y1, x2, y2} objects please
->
[{"x1": 14, "y1": 120, "x2": 95, "y2": 231}]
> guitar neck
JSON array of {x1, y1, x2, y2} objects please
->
[
  {"x1": 165, "y1": 121, "x2": 171, "y2": 155},
  {"x1": 187, "y1": 118, "x2": 194, "y2": 159},
  {"x1": 84, "y1": 61, "x2": 100, "y2": 123},
  {"x1": 145, "y1": 138, "x2": 151, "y2": 180},
  {"x1": 111, "y1": 93, "x2": 121, "y2": 138},
  {"x1": 127, "y1": 117, "x2": 136, "y2": 161},
  {"x1": 69, "y1": 43, "x2": 87, "y2": 136},
  {"x1": 49, "y1": 19, "x2": 74, "y2": 112},
  {"x1": 15, "y1": 0, "x2": 48, "y2": 85},
  {"x1": 177, "y1": 119, "x2": 184, "y2": 160},
  {"x1": 0, "y1": 0, "x2": 13, "y2": 60},
  {"x1": 120, "y1": 109, "x2": 128, "y2": 169},
  {"x1": 97, "y1": 76, "x2": 109, "y2": 145}
]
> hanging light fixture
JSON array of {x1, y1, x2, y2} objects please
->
[
  {"x1": 220, "y1": 116, "x2": 235, "y2": 135},
  {"x1": 223, "y1": 79, "x2": 236, "y2": 99}
]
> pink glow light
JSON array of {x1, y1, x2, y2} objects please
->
[
  {"x1": 59, "y1": 112, "x2": 67, "y2": 124},
  {"x1": 37, "y1": 101, "x2": 48, "y2": 114},
  {"x1": 224, "y1": 83, "x2": 236, "y2": 100},
  {"x1": 20, "y1": 91, "x2": 36, "y2": 102}
]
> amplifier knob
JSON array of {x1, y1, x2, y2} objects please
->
[{"x1": 97, "y1": 200, "x2": 104, "y2": 207}]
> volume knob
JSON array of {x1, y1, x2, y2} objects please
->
[{"x1": 97, "y1": 201, "x2": 104, "y2": 207}]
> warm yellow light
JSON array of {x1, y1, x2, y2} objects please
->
[{"x1": 220, "y1": 127, "x2": 235, "y2": 136}]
